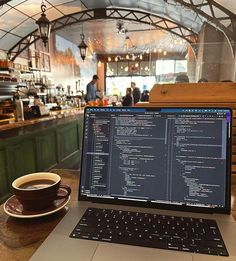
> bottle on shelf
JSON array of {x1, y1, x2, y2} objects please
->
[
  {"x1": 14, "y1": 96, "x2": 24, "y2": 121},
  {"x1": 81, "y1": 90, "x2": 86, "y2": 107}
]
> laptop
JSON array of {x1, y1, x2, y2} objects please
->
[{"x1": 30, "y1": 106, "x2": 236, "y2": 261}]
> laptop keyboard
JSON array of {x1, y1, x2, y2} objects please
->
[{"x1": 70, "y1": 207, "x2": 229, "y2": 256}]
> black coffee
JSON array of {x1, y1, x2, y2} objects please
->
[{"x1": 19, "y1": 179, "x2": 55, "y2": 190}]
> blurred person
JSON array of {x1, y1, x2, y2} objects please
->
[
  {"x1": 131, "y1": 82, "x2": 141, "y2": 104},
  {"x1": 141, "y1": 90, "x2": 150, "y2": 102},
  {"x1": 198, "y1": 78, "x2": 208, "y2": 83},
  {"x1": 175, "y1": 73, "x2": 189, "y2": 83},
  {"x1": 221, "y1": 80, "x2": 233, "y2": 82},
  {"x1": 121, "y1": 87, "x2": 134, "y2": 106},
  {"x1": 86, "y1": 75, "x2": 99, "y2": 102}
]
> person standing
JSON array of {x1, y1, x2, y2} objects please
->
[
  {"x1": 121, "y1": 87, "x2": 134, "y2": 106},
  {"x1": 131, "y1": 82, "x2": 141, "y2": 104},
  {"x1": 86, "y1": 75, "x2": 99, "y2": 102}
]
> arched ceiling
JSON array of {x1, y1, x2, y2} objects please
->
[{"x1": 0, "y1": 0, "x2": 236, "y2": 60}]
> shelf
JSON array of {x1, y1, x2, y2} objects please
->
[
  {"x1": 20, "y1": 70, "x2": 34, "y2": 74},
  {"x1": 0, "y1": 81, "x2": 19, "y2": 86},
  {"x1": 0, "y1": 67, "x2": 14, "y2": 72},
  {"x1": 29, "y1": 67, "x2": 41, "y2": 72},
  {"x1": 16, "y1": 83, "x2": 27, "y2": 88}
]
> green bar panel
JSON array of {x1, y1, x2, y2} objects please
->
[
  {"x1": 0, "y1": 150, "x2": 10, "y2": 202},
  {"x1": 36, "y1": 131, "x2": 57, "y2": 171},
  {"x1": 57, "y1": 123, "x2": 79, "y2": 162},
  {"x1": 7, "y1": 139, "x2": 36, "y2": 184}
]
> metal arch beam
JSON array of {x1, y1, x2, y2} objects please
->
[
  {"x1": 105, "y1": 8, "x2": 197, "y2": 42},
  {"x1": 171, "y1": 0, "x2": 236, "y2": 42},
  {"x1": 8, "y1": 8, "x2": 198, "y2": 61}
]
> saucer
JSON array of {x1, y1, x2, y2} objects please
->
[{"x1": 4, "y1": 188, "x2": 70, "y2": 219}]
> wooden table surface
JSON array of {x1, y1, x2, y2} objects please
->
[
  {"x1": 0, "y1": 169, "x2": 80, "y2": 261},
  {"x1": 0, "y1": 170, "x2": 236, "y2": 261}
]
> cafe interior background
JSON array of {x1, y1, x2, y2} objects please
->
[
  {"x1": 0, "y1": 0, "x2": 236, "y2": 102},
  {"x1": 0, "y1": 1, "x2": 236, "y2": 188}
]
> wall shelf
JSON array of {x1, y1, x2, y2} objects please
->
[{"x1": 0, "y1": 68, "x2": 14, "y2": 72}]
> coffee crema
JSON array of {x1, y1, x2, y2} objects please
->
[{"x1": 18, "y1": 179, "x2": 55, "y2": 190}]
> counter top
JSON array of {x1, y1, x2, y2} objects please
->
[
  {"x1": 0, "y1": 108, "x2": 84, "y2": 139},
  {"x1": 0, "y1": 108, "x2": 84, "y2": 132}
]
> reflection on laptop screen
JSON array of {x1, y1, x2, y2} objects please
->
[{"x1": 80, "y1": 107, "x2": 231, "y2": 213}]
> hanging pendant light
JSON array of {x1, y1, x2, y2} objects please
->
[
  {"x1": 78, "y1": 33, "x2": 88, "y2": 61},
  {"x1": 36, "y1": 1, "x2": 51, "y2": 47}
]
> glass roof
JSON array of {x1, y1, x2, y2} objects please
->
[{"x1": 0, "y1": 0, "x2": 235, "y2": 53}]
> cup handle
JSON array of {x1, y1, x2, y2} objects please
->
[{"x1": 56, "y1": 184, "x2": 71, "y2": 199}]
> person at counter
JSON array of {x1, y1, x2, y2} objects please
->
[
  {"x1": 175, "y1": 73, "x2": 189, "y2": 83},
  {"x1": 121, "y1": 87, "x2": 134, "y2": 106},
  {"x1": 131, "y1": 82, "x2": 141, "y2": 104},
  {"x1": 141, "y1": 90, "x2": 150, "y2": 102},
  {"x1": 85, "y1": 75, "x2": 99, "y2": 102}
]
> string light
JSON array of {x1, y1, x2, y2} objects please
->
[{"x1": 108, "y1": 57, "x2": 111, "y2": 62}]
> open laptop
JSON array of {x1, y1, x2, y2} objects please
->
[{"x1": 30, "y1": 106, "x2": 236, "y2": 261}]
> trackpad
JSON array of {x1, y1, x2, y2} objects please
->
[{"x1": 92, "y1": 243, "x2": 192, "y2": 261}]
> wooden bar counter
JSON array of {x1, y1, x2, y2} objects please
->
[
  {"x1": 0, "y1": 109, "x2": 84, "y2": 204},
  {"x1": 0, "y1": 170, "x2": 236, "y2": 261}
]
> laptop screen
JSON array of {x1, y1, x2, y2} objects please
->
[{"x1": 79, "y1": 107, "x2": 232, "y2": 214}]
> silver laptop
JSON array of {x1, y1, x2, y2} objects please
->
[{"x1": 31, "y1": 107, "x2": 236, "y2": 261}]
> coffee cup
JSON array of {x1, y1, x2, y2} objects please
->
[{"x1": 12, "y1": 172, "x2": 71, "y2": 211}]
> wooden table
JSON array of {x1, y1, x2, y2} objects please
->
[
  {"x1": 0, "y1": 170, "x2": 236, "y2": 261},
  {"x1": 0, "y1": 169, "x2": 79, "y2": 261}
]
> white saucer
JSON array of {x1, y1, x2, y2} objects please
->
[{"x1": 4, "y1": 190, "x2": 70, "y2": 219}]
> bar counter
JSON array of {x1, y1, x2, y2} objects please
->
[
  {"x1": 0, "y1": 108, "x2": 84, "y2": 204},
  {"x1": 0, "y1": 108, "x2": 84, "y2": 138},
  {"x1": 0, "y1": 170, "x2": 236, "y2": 261}
]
